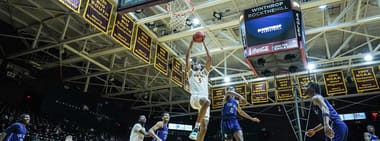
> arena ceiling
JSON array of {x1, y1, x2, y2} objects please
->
[{"x1": 1, "y1": 0, "x2": 380, "y2": 116}]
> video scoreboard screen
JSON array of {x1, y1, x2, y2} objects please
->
[
  {"x1": 117, "y1": 0, "x2": 173, "y2": 12},
  {"x1": 242, "y1": 0, "x2": 305, "y2": 57}
]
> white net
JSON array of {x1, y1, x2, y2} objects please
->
[
  {"x1": 169, "y1": 15, "x2": 187, "y2": 31},
  {"x1": 166, "y1": 0, "x2": 194, "y2": 31}
]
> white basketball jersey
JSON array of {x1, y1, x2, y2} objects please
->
[
  {"x1": 188, "y1": 69, "x2": 209, "y2": 96},
  {"x1": 129, "y1": 123, "x2": 145, "y2": 141}
]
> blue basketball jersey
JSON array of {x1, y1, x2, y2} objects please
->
[
  {"x1": 152, "y1": 123, "x2": 168, "y2": 141},
  {"x1": 4, "y1": 122, "x2": 27, "y2": 141},
  {"x1": 368, "y1": 132, "x2": 379, "y2": 141},
  {"x1": 313, "y1": 97, "x2": 340, "y2": 123},
  {"x1": 313, "y1": 97, "x2": 348, "y2": 141},
  {"x1": 222, "y1": 97, "x2": 238, "y2": 121}
]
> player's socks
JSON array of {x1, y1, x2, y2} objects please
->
[{"x1": 188, "y1": 127, "x2": 199, "y2": 140}]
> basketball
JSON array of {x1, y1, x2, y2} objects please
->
[{"x1": 192, "y1": 31, "x2": 205, "y2": 43}]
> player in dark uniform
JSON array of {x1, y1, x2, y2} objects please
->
[
  {"x1": 0, "y1": 114, "x2": 30, "y2": 141},
  {"x1": 149, "y1": 112, "x2": 170, "y2": 141},
  {"x1": 221, "y1": 87, "x2": 260, "y2": 141},
  {"x1": 364, "y1": 125, "x2": 379, "y2": 141},
  {"x1": 305, "y1": 82, "x2": 348, "y2": 141}
]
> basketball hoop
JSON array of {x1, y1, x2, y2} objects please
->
[{"x1": 166, "y1": 0, "x2": 194, "y2": 31}]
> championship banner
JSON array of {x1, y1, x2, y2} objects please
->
[
  {"x1": 170, "y1": 58, "x2": 183, "y2": 87},
  {"x1": 59, "y1": 0, "x2": 82, "y2": 13},
  {"x1": 233, "y1": 85, "x2": 247, "y2": 106},
  {"x1": 133, "y1": 25, "x2": 152, "y2": 64},
  {"x1": 251, "y1": 81, "x2": 269, "y2": 104},
  {"x1": 323, "y1": 71, "x2": 347, "y2": 96},
  {"x1": 297, "y1": 74, "x2": 316, "y2": 98},
  {"x1": 275, "y1": 77, "x2": 294, "y2": 101},
  {"x1": 111, "y1": 12, "x2": 135, "y2": 50},
  {"x1": 83, "y1": 0, "x2": 114, "y2": 33},
  {"x1": 211, "y1": 87, "x2": 225, "y2": 109},
  {"x1": 154, "y1": 43, "x2": 169, "y2": 76},
  {"x1": 352, "y1": 66, "x2": 379, "y2": 92}
]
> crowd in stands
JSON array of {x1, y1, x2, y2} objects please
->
[{"x1": 0, "y1": 103, "x2": 121, "y2": 141}]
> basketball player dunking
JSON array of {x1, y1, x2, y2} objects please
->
[{"x1": 186, "y1": 39, "x2": 212, "y2": 141}]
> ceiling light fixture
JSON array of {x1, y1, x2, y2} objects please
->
[
  {"x1": 307, "y1": 63, "x2": 316, "y2": 70},
  {"x1": 224, "y1": 77, "x2": 230, "y2": 83},
  {"x1": 192, "y1": 18, "x2": 200, "y2": 25},
  {"x1": 364, "y1": 54, "x2": 373, "y2": 61},
  {"x1": 318, "y1": 5, "x2": 327, "y2": 9}
]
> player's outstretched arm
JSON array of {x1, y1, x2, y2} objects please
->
[
  {"x1": 149, "y1": 121, "x2": 163, "y2": 141},
  {"x1": 185, "y1": 41, "x2": 194, "y2": 73},
  {"x1": 140, "y1": 128, "x2": 150, "y2": 137},
  {"x1": 134, "y1": 124, "x2": 150, "y2": 137},
  {"x1": 312, "y1": 95, "x2": 334, "y2": 138},
  {"x1": 237, "y1": 103, "x2": 260, "y2": 123},
  {"x1": 0, "y1": 123, "x2": 18, "y2": 140},
  {"x1": 306, "y1": 124, "x2": 323, "y2": 137},
  {"x1": 225, "y1": 91, "x2": 248, "y2": 104},
  {"x1": 202, "y1": 41, "x2": 212, "y2": 72}
]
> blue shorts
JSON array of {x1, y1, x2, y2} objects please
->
[
  {"x1": 325, "y1": 120, "x2": 348, "y2": 141},
  {"x1": 221, "y1": 119, "x2": 241, "y2": 140}
]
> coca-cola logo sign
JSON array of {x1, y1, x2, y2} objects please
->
[{"x1": 248, "y1": 45, "x2": 271, "y2": 56}]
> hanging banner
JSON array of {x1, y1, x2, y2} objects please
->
[
  {"x1": 154, "y1": 43, "x2": 169, "y2": 75},
  {"x1": 133, "y1": 25, "x2": 152, "y2": 64},
  {"x1": 233, "y1": 85, "x2": 247, "y2": 106},
  {"x1": 58, "y1": 0, "x2": 82, "y2": 13},
  {"x1": 211, "y1": 87, "x2": 225, "y2": 109},
  {"x1": 297, "y1": 74, "x2": 317, "y2": 98},
  {"x1": 111, "y1": 12, "x2": 135, "y2": 50},
  {"x1": 352, "y1": 66, "x2": 379, "y2": 92},
  {"x1": 323, "y1": 71, "x2": 347, "y2": 96},
  {"x1": 83, "y1": 0, "x2": 114, "y2": 33},
  {"x1": 251, "y1": 81, "x2": 269, "y2": 104},
  {"x1": 170, "y1": 58, "x2": 183, "y2": 87},
  {"x1": 275, "y1": 77, "x2": 294, "y2": 101}
]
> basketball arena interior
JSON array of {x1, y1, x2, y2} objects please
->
[{"x1": 1, "y1": 0, "x2": 380, "y2": 140}]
